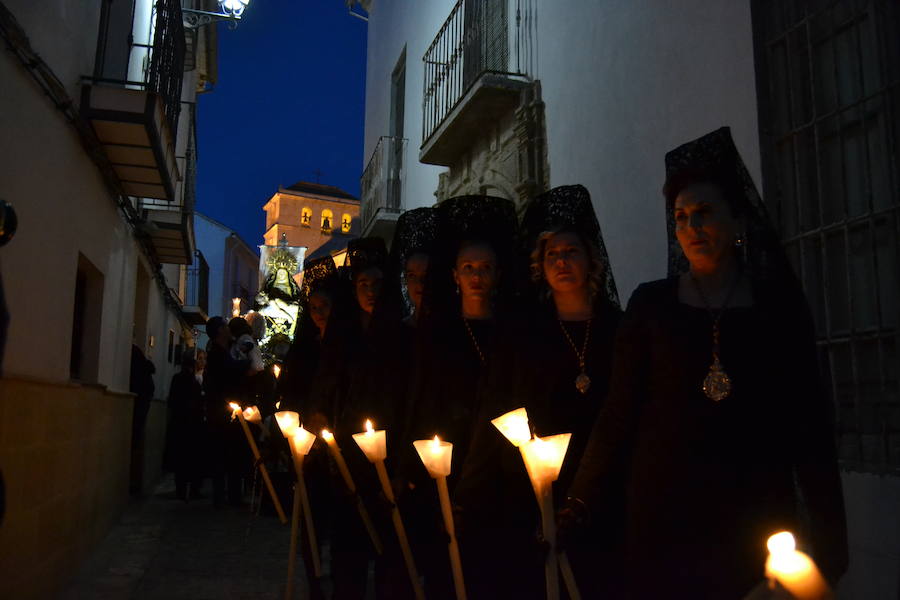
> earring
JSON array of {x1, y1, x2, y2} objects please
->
[{"x1": 734, "y1": 234, "x2": 745, "y2": 247}]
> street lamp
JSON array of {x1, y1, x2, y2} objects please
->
[{"x1": 183, "y1": 0, "x2": 251, "y2": 29}]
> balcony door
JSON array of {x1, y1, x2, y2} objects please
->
[{"x1": 389, "y1": 50, "x2": 406, "y2": 211}]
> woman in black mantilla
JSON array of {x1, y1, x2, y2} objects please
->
[
  {"x1": 278, "y1": 254, "x2": 340, "y2": 418},
  {"x1": 400, "y1": 195, "x2": 518, "y2": 599},
  {"x1": 390, "y1": 207, "x2": 438, "y2": 328},
  {"x1": 308, "y1": 237, "x2": 412, "y2": 600},
  {"x1": 453, "y1": 185, "x2": 624, "y2": 599},
  {"x1": 565, "y1": 128, "x2": 848, "y2": 599}
]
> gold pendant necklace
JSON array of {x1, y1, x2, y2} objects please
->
[
  {"x1": 463, "y1": 317, "x2": 486, "y2": 365},
  {"x1": 689, "y1": 271, "x2": 741, "y2": 402},
  {"x1": 559, "y1": 318, "x2": 592, "y2": 394}
]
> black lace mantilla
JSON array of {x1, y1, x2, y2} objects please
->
[
  {"x1": 662, "y1": 126, "x2": 794, "y2": 288},
  {"x1": 301, "y1": 255, "x2": 338, "y2": 301},
  {"x1": 390, "y1": 206, "x2": 438, "y2": 265},
  {"x1": 522, "y1": 184, "x2": 620, "y2": 308},
  {"x1": 345, "y1": 236, "x2": 389, "y2": 275}
]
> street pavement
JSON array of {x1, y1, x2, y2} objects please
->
[{"x1": 61, "y1": 476, "x2": 340, "y2": 600}]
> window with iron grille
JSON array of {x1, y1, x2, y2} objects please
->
[{"x1": 752, "y1": 0, "x2": 900, "y2": 472}]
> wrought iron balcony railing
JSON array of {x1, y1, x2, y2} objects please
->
[
  {"x1": 360, "y1": 136, "x2": 407, "y2": 234},
  {"x1": 422, "y1": 0, "x2": 535, "y2": 144}
]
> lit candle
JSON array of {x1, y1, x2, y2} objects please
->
[
  {"x1": 241, "y1": 405, "x2": 262, "y2": 425},
  {"x1": 490, "y1": 407, "x2": 532, "y2": 447},
  {"x1": 284, "y1": 425, "x2": 321, "y2": 578},
  {"x1": 273, "y1": 363, "x2": 281, "y2": 379},
  {"x1": 274, "y1": 410, "x2": 300, "y2": 438},
  {"x1": 320, "y1": 429, "x2": 383, "y2": 554},
  {"x1": 413, "y1": 435, "x2": 453, "y2": 479},
  {"x1": 232, "y1": 297, "x2": 241, "y2": 318},
  {"x1": 414, "y1": 435, "x2": 466, "y2": 600},
  {"x1": 351, "y1": 419, "x2": 388, "y2": 462},
  {"x1": 226, "y1": 401, "x2": 287, "y2": 524},
  {"x1": 765, "y1": 532, "x2": 831, "y2": 600},
  {"x1": 353, "y1": 420, "x2": 424, "y2": 600}
]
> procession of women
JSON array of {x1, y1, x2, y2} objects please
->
[{"x1": 215, "y1": 127, "x2": 848, "y2": 600}]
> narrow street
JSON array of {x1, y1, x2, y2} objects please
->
[{"x1": 61, "y1": 476, "x2": 332, "y2": 600}]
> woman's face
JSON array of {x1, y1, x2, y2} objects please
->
[
  {"x1": 308, "y1": 290, "x2": 332, "y2": 334},
  {"x1": 542, "y1": 232, "x2": 590, "y2": 294},
  {"x1": 275, "y1": 268, "x2": 289, "y2": 284},
  {"x1": 674, "y1": 182, "x2": 742, "y2": 273},
  {"x1": 195, "y1": 350, "x2": 207, "y2": 373},
  {"x1": 453, "y1": 242, "x2": 498, "y2": 302},
  {"x1": 404, "y1": 253, "x2": 429, "y2": 312},
  {"x1": 355, "y1": 266, "x2": 384, "y2": 315}
]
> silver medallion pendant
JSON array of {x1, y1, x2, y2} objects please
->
[
  {"x1": 575, "y1": 372, "x2": 591, "y2": 394},
  {"x1": 702, "y1": 357, "x2": 731, "y2": 402}
]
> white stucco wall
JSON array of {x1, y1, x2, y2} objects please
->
[
  {"x1": 536, "y1": 0, "x2": 761, "y2": 298},
  {"x1": 362, "y1": 0, "x2": 450, "y2": 207},
  {"x1": 0, "y1": 0, "x2": 189, "y2": 400}
]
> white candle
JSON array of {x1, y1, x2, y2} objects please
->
[
  {"x1": 352, "y1": 419, "x2": 387, "y2": 462},
  {"x1": 765, "y1": 532, "x2": 831, "y2": 600},
  {"x1": 242, "y1": 405, "x2": 262, "y2": 425},
  {"x1": 413, "y1": 435, "x2": 454, "y2": 479},
  {"x1": 274, "y1": 410, "x2": 300, "y2": 438},
  {"x1": 520, "y1": 433, "x2": 572, "y2": 487},
  {"x1": 490, "y1": 407, "x2": 532, "y2": 447}
]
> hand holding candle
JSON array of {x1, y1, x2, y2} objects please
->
[
  {"x1": 765, "y1": 532, "x2": 832, "y2": 600},
  {"x1": 353, "y1": 420, "x2": 424, "y2": 600},
  {"x1": 229, "y1": 402, "x2": 287, "y2": 524},
  {"x1": 414, "y1": 435, "x2": 466, "y2": 600}
]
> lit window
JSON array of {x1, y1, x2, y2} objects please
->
[
  {"x1": 341, "y1": 214, "x2": 352, "y2": 233},
  {"x1": 321, "y1": 209, "x2": 333, "y2": 233},
  {"x1": 301, "y1": 207, "x2": 312, "y2": 227}
]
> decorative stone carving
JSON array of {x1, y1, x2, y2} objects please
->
[{"x1": 434, "y1": 80, "x2": 549, "y2": 210}]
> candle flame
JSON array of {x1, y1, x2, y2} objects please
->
[
  {"x1": 321, "y1": 429, "x2": 333, "y2": 442},
  {"x1": 273, "y1": 364, "x2": 281, "y2": 379},
  {"x1": 365, "y1": 419, "x2": 374, "y2": 433},
  {"x1": 276, "y1": 401, "x2": 281, "y2": 409},
  {"x1": 767, "y1": 531, "x2": 796, "y2": 557},
  {"x1": 228, "y1": 402, "x2": 240, "y2": 411},
  {"x1": 431, "y1": 435, "x2": 441, "y2": 450}
]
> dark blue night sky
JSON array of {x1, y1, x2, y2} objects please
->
[{"x1": 196, "y1": 1, "x2": 367, "y2": 251}]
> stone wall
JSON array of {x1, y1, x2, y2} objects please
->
[{"x1": 0, "y1": 377, "x2": 134, "y2": 600}]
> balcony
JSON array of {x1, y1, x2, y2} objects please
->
[
  {"x1": 360, "y1": 136, "x2": 407, "y2": 239},
  {"x1": 420, "y1": 0, "x2": 535, "y2": 166},
  {"x1": 80, "y1": 0, "x2": 185, "y2": 200},
  {"x1": 139, "y1": 102, "x2": 196, "y2": 265},
  {"x1": 181, "y1": 251, "x2": 209, "y2": 326}
]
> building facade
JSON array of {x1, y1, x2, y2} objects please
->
[
  {"x1": 0, "y1": 1, "x2": 219, "y2": 596},
  {"x1": 194, "y1": 212, "x2": 259, "y2": 326},
  {"x1": 262, "y1": 181, "x2": 360, "y2": 263},
  {"x1": 357, "y1": 1, "x2": 900, "y2": 597}
]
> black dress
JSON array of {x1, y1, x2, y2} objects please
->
[
  {"x1": 569, "y1": 278, "x2": 848, "y2": 599},
  {"x1": 454, "y1": 300, "x2": 623, "y2": 599}
]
